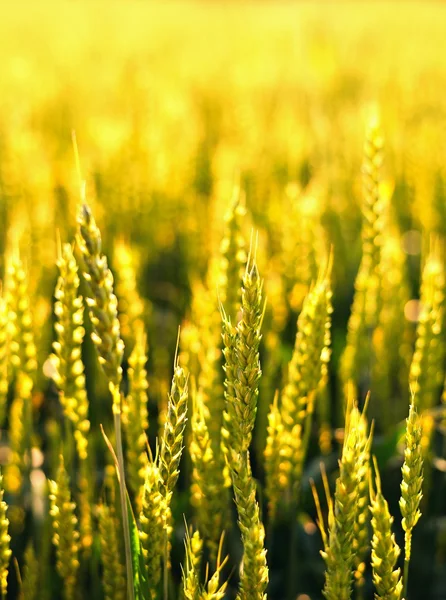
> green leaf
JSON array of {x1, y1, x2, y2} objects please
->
[
  {"x1": 126, "y1": 492, "x2": 150, "y2": 600},
  {"x1": 101, "y1": 424, "x2": 150, "y2": 600}
]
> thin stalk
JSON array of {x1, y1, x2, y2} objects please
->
[
  {"x1": 286, "y1": 508, "x2": 299, "y2": 600},
  {"x1": 301, "y1": 404, "x2": 314, "y2": 471},
  {"x1": 403, "y1": 556, "x2": 410, "y2": 599},
  {"x1": 113, "y1": 410, "x2": 134, "y2": 600},
  {"x1": 164, "y1": 531, "x2": 169, "y2": 600}
]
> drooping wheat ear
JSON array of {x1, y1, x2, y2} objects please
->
[
  {"x1": 123, "y1": 329, "x2": 149, "y2": 500},
  {"x1": 0, "y1": 473, "x2": 11, "y2": 599},
  {"x1": 314, "y1": 397, "x2": 368, "y2": 600},
  {"x1": 76, "y1": 202, "x2": 124, "y2": 401},
  {"x1": 6, "y1": 255, "x2": 37, "y2": 379},
  {"x1": 370, "y1": 458, "x2": 403, "y2": 600},
  {"x1": 6, "y1": 372, "x2": 33, "y2": 494},
  {"x1": 0, "y1": 289, "x2": 9, "y2": 428},
  {"x1": 340, "y1": 117, "x2": 384, "y2": 395},
  {"x1": 182, "y1": 526, "x2": 203, "y2": 600},
  {"x1": 48, "y1": 455, "x2": 80, "y2": 600},
  {"x1": 114, "y1": 239, "x2": 149, "y2": 352},
  {"x1": 279, "y1": 259, "x2": 333, "y2": 497},
  {"x1": 97, "y1": 502, "x2": 126, "y2": 600},
  {"x1": 201, "y1": 534, "x2": 229, "y2": 600},
  {"x1": 190, "y1": 387, "x2": 226, "y2": 561},
  {"x1": 221, "y1": 252, "x2": 268, "y2": 599},
  {"x1": 352, "y1": 397, "x2": 373, "y2": 593},
  {"x1": 51, "y1": 241, "x2": 90, "y2": 461},
  {"x1": 139, "y1": 459, "x2": 165, "y2": 599},
  {"x1": 22, "y1": 541, "x2": 39, "y2": 600},
  {"x1": 409, "y1": 247, "x2": 445, "y2": 411},
  {"x1": 219, "y1": 185, "x2": 247, "y2": 323},
  {"x1": 400, "y1": 402, "x2": 424, "y2": 593}
]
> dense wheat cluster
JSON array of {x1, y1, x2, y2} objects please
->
[{"x1": 0, "y1": 2, "x2": 445, "y2": 599}]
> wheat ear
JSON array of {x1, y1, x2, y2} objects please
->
[
  {"x1": 0, "y1": 473, "x2": 11, "y2": 599},
  {"x1": 98, "y1": 502, "x2": 126, "y2": 600},
  {"x1": 400, "y1": 402, "x2": 424, "y2": 596},
  {"x1": 51, "y1": 241, "x2": 90, "y2": 461},
  {"x1": 370, "y1": 457, "x2": 403, "y2": 600},
  {"x1": 221, "y1": 251, "x2": 268, "y2": 600},
  {"x1": 48, "y1": 455, "x2": 80, "y2": 600}
]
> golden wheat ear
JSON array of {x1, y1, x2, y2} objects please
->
[
  {"x1": 97, "y1": 502, "x2": 126, "y2": 600},
  {"x1": 139, "y1": 459, "x2": 165, "y2": 600},
  {"x1": 123, "y1": 328, "x2": 149, "y2": 504},
  {"x1": 21, "y1": 541, "x2": 39, "y2": 600},
  {"x1": 370, "y1": 456, "x2": 403, "y2": 600},
  {"x1": 48, "y1": 455, "x2": 80, "y2": 600},
  {"x1": 76, "y1": 201, "x2": 124, "y2": 396},
  {"x1": 182, "y1": 522, "x2": 203, "y2": 600},
  {"x1": 51, "y1": 241, "x2": 90, "y2": 462},
  {"x1": 400, "y1": 402, "x2": 424, "y2": 596},
  {"x1": 221, "y1": 252, "x2": 268, "y2": 599}
]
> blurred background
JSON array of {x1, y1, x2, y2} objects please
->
[{"x1": 0, "y1": 2, "x2": 445, "y2": 598}]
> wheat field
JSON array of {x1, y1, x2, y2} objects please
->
[{"x1": 0, "y1": 2, "x2": 444, "y2": 599}]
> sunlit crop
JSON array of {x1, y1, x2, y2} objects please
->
[{"x1": 0, "y1": 2, "x2": 444, "y2": 599}]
